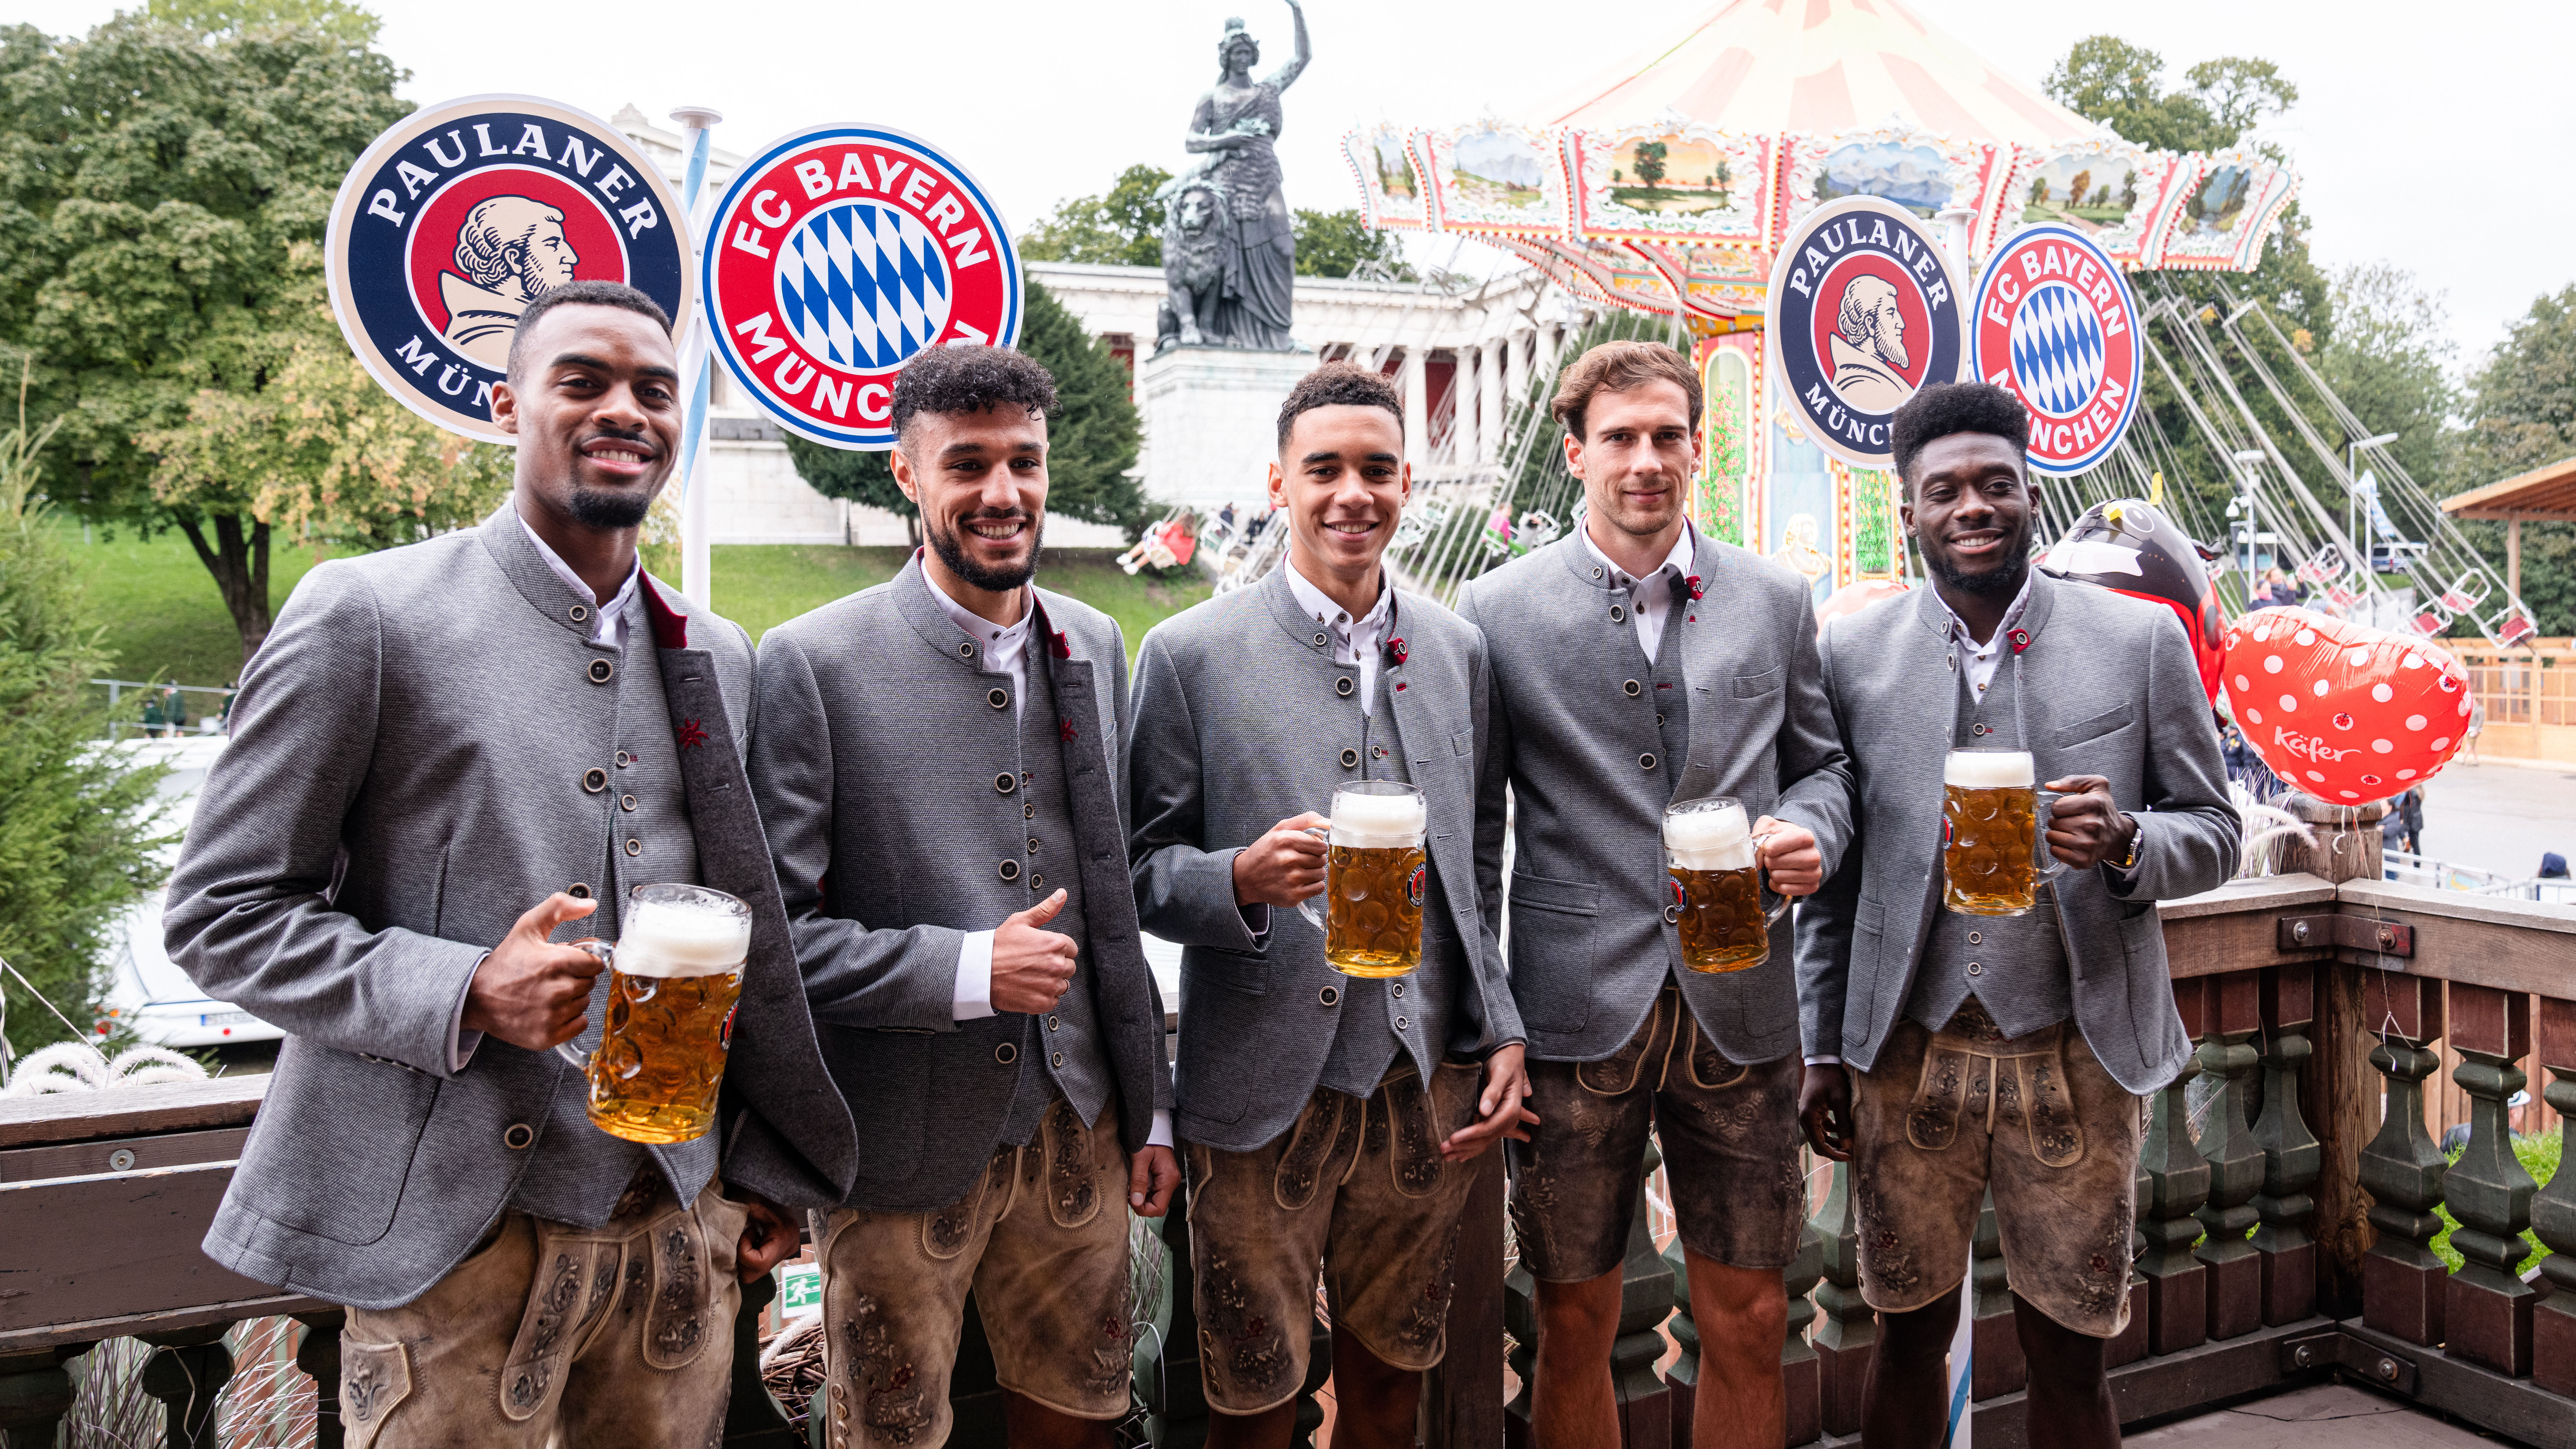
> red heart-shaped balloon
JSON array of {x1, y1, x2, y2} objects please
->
[{"x1": 2222, "y1": 608, "x2": 2473, "y2": 803}]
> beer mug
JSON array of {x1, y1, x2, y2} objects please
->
[
  {"x1": 1295, "y1": 781, "x2": 1427, "y2": 978},
  {"x1": 1941, "y1": 749, "x2": 2065, "y2": 918},
  {"x1": 1662, "y1": 796, "x2": 1792, "y2": 973},
  {"x1": 555, "y1": 883, "x2": 751, "y2": 1144}
]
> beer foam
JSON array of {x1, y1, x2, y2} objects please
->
[
  {"x1": 1330, "y1": 790, "x2": 1426, "y2": 850},
  {"x1": 1944, "y1": 750, "x2": 2034, "y2": 789},
  {"x1": 617, "y1": 896, "x2": 751, "y2": 978},
  {"x1": 1665, "y1": 806, "x2": 1755, "y2": 873}
]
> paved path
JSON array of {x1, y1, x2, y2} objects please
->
[
  {"x1": 2128, "y1": 1383, "x2": 2487, "y2": 1449},
  {"x1": 2420, "y1": 758, "x2": 2576, "y2": 880}
]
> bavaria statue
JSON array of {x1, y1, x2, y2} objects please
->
[{"x1": 1156, "y1": 0, "x2": 1308, "y2": 353}]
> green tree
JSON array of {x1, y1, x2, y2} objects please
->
[
  {"x1": 1018, "y1": 164, "x2": 1172, "y2": 269},
  {"x1": 0, "y1": 385, "x2": 171, "y2": 1065},
  {"x1": 1292, "y1": 208, "x2": 1416, "y2": 281},
  {"x1": 0, "y1": 7, "x2": 411, "y2": 662},
  {"x1": 2045, "y1": 37, "x2": 2297, "y2": 154},
  {"x1": 2452, "y1": 286, "x2": 2576, "y2": 633},
  {"x1": 786, "y1": 276, "x2": 1149, "y2": 543},
  {"x1": 1631, "y1": 140, "x2": 1669, "y2": 190}
]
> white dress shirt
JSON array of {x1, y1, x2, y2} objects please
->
[
  {"x1": 450, "y1": 518, "x2": 645, "y2": 1072},
  {"x1": 921, "y1": 564, "x2": 1174, "y2": 1151},
  {"x1": 1581, "y1": 520, "x2": 1697, "y2": 663},
  {"x1": 1281, "y1": 556, "x2": 1394, "y2": 716}
]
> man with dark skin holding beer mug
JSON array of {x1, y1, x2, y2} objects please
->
[
  {"x1": 162, "y1": 281, "x2": 859, "y2": 1446},
  {"x1": 1127, "y1": 363, "x2": 1533, "y2": 1449},
  {"x1": 1794, "y1": 382, "x2": 2237, "y2": 1449},
  {"x1": 748, "y1": 346, "x2": 1179, "y2": 1449},
  {"x1": 1455, "y1": 340, "x2": 1851, "y2": 1449}
]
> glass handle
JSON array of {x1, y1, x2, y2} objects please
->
[
  {"x1": 553, "y1": 938, "x2": 617, "y2": 1069},
  {"x1": 1752, "y1": 831, "x2": 1795, "y2": 925},
  {"x1": 2033, "y1": 791, "x2": 2068, "y2": 881},
  {"x1": 1291, "y1": 822, "x2": 1332, "y2": 933}
]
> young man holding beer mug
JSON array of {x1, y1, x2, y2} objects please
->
[
  {"x1": 1455, "y1": 341, "x2": 1850, "y2": 1449},
  {"x1": 1794, "y1": 382, "x2": 2237, "y2": 1448},
  {"x1": 162, "y1": 283, "x2": 858, "y2": 1446},
  {"x1": 1127, "y1": 362, "x2": 1533, "y2": 1448},
  {"x1": 748, "y1": 346, "x2": 1179, "y2": 1449}
]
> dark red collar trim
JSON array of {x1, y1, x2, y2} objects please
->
[{"x1": 641, "y1": 576, "x2": 689, "y2": 650}]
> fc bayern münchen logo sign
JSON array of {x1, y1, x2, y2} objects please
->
[
  {"x1": 704, "y1": 124, "x2": 1021, "y2": 450},
  {"x1": 326, "y1": 96, "x2": 692, "y2": 445},
  {"x1": 1766, "y1": 197, "x2": 1965, "y2": 468},
  {"x1": 1970, "y1": 224, "x2": 2144, "y2": 475}
]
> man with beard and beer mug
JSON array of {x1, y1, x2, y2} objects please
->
[
  {"x1": 748, "y1": 346, "x2": 1178, "y2": 1449},
  {"x1": 1455, "y1": 341, "x2": 1850, "y2": 1449},
  {"x1": 162, "y1": 283, "x2": 857, "y2": 1447},
  {"x1": 1793, "y1": 383, "x2": 2237, "y2": 1449},
  {"x1": 1128, "y1": 363, "x2": 1532, "y2": 1448}
]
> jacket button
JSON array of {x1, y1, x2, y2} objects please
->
[
  {"x1": 996, "y1": 772, "x2": 1017, "y2": 794},
  {"x1": 1030, "y1": 873, "x2": 1045, "y2": 890},
  {"x1": 1609, "y1": 605, "x2": 1626, "y2": 623},
  {"x1": 1318, "y1": 985, "x2": 1341, "y2": 1007},
  {"x1": 1640, "y1": 753, "x2": 1658, "y2": 771},
  {"x1": 1021, "y1": 771, "x2": 1031, "y2": 786},
  {"x1": 1047, "y1": 1015, "x2": 1060, "y2": 1031},
  {"x1": 625, "y1": 838, "x2": 642, "y2": 857},
  {"x1": 999, "y1": 860, "x2": 1021, "y2": 881},
  {"x1": 622, "y1": 795, "x2": 637, "y2": 812},
  {"x1": 503, "y1": 1123, "x2": 535, "y2": 1150},
  {"x1": 1391, "y1": 983, "x2": 1404, "y2": 998},
  {"x1": 1050, "y1": 1051, "x2": 1065, "y2": 1068},
  {"x1": 1966, "y1": 962, "x2": 1984, "y2": 976},
  {"x1": 1028, "y1": 836, "x2": 1040, "y2": 853},
  {"x1": 1314, "y1": 631, "x2": 1329, "y2": 648},
  {"x1": 1335, "y1": 676, "x2": 1355, "y2": 697},
  {"x1": 582, "y1": 768, "x2": 608, "y2": 793},
  {"x1": 1623, "y1": 679, "x2": 1641, "y2": 698},
  {"x1": 1023, "y1": 803, "x2": 1035, "y2": 819},
  {"x1": 959, "y1": 640, "x2": 977, "y2": 658},
  {"x1": 1395, "y1": 1016, "x2": 1410, "y2": 1031},
  {"x1": 569, "y1": 604, "x2": 589, "y2": 624},
  {"x1": 567, "y1": 882, "x2": 593, "y2": 900},
  {"x1": 1664, "y1": 903, "x2": 1683, "y2": 924},
  {"x1": 994, "y1": 1042, "x2": 1017, "y2": 1064},
  {"x1": 1967, "y1": 931, "x2": 1983, "y2": 944},
  {"x1": 1339, "y1": 747, "x2": 1359, "y2": 769},
  {"x1": 1657, "y1": 713, "x2": 1666, "y2": 726},
  {"x1": 1973, "y1": 722, "x2": 1989, "y2": 736},
  {"x1": 1590, "y1": 566, "x2": 1604, "y2": 579},
  {"x1": 587, "y1": 658, "x2": 614, "y2": 684},
  {"x1": 617, "y1": 751, "x2": 633, "y2": 768},
  {"x1": 987, "y1": 687, "x2": 1009, "y2": 710}
]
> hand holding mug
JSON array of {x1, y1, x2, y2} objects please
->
[
  {"x1": 2040, "y1": 775, "x2": 2133, "y2": 869},
  {"x1": 463, "y1": 893, "x2": 608, "y2": 1052},
  {"x1": 1232, "y1": 811, "x2": 1330, "y2": 909}
]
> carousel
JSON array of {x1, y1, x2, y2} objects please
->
[{"x1": 1339, "y1": 0, "x2": 2532, "y2": 650}]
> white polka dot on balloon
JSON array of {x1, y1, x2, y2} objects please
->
[
  {"x1": 2402, "y1": 654, "x2": 2422, "y2": 669},
  {"x1": 2347, "y1": 648, "x2": 2370, "y2": 668},
  {"x1": 2246, "y1": 707, "x2": 2264, "y2": 724},
  {"x1": 2306, "y1": 770, "x2": 2325, "y2": 782},
  {"x1": 2234, "y1": 674, "x2": 2250, "y2": 692},
  {"x1": 2313, "y1": 680, "x2": 2330, "y2": 697},
  {"x1": 2431, "y1": 736, "x2": 2450, "y2": 751},
  {"x1": 2295, "y1": 629, "x2": 2316, "y2": 645},
  {"x1": 2279, "y1": 695, "x2": 2298, "y2": 712},
  {"x1": 2339, "y1": 790, "x2": 2358, "y2": 800},
  {"x1": 2372, "y1": 739, "x2": 2392, "y2": 753},
  {"x1": 2372, "y1": 683, "x2": 2393, "y2": 703},
  {"x1": 2405, "y1": 714, "x2": 2427, "y2": 731},
  {"x1": 2397, "y1": 769, "x2": 2416, "y2": 779},
  {"x1": 2264, "y1": 655, "x2": 2283, "y2": 673}
]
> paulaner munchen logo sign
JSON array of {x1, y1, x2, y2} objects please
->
[
  {"x1": 1969, "y1": 223, "x2": 2144, "y2": 476},
  {"x1": 704, "y1": 124, "x2": 1020, "y2": 450},
  {"x1": 1766, "y1": 196, "x2": 1965, "y2": 468},
  {"x1": 326, "y1": 96, "x2": 692, "y2": 445}
]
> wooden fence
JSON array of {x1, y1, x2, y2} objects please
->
[{"x1": 4, "y1": 805, "x2": 2573, "y2": 1448}]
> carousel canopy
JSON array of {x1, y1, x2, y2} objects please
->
[{"x1": 1344, "y1": 0, "x2": 2299, "y2": 324}]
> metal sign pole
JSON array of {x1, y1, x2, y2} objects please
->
[{"x1": 672, "y1": 105, "x2": 723, "y2": 609}]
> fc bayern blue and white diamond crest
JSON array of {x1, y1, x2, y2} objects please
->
[
  {"x1": 706, "y1": 124, "x2": 1019, "y2": 450},
  {"x1": 1972, "y1": 223, "x2": 2142, "y2": 475}
]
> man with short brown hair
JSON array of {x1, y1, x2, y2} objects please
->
[{"x1": 1458, "y1": 339, "x2": 1852, "y2": 1449}]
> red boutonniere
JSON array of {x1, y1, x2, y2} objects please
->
[
  {"x1": 2008, "y1": 628, "x2": 2032, "y2": 655},
  {"x1": 1059, "y1": 718, "x2": 1079, "y2": 742},
  {"x1": 1051, "y1": 629, "x2": 1071, "y2": 659},
  {"x1": 1385, "y1": 636, "x2": 1408, "y2": 666},
  {"x1": 1684, "y1": 574, "x2": 1705, "y2": 601},
  {"x1": 676, "y1": 718, "x2": 710, "y2": 751}
]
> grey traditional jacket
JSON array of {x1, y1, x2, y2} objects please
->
[
  {"x1": 163, "y1": 505, "x2": 858, "y2": 1310},
  {"x1": 1794, "y1": 571, "x2": 2240, "y2": 1094},
  {"x1": 1127, "y1": 566, "x2": 1523, "y2": 1153},
  {"x1": 748, "y1": 559, "x2": 1171, "y2": 1214},
  {"x1": 1457, "y1": 529, "x2": 1854, "y2": 1066}
]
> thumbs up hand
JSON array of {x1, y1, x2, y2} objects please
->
[{"x1": 991, "y1": 890, "x2": 1080, "y2": 1015}]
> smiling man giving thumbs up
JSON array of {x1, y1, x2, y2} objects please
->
[{"x1": 748, "y1": 345, "x2": 1176, "y2": 1449}]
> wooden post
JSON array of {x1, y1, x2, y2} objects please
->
[
  {"x1": 1422, "y1": 1152, "x2": 1507, "y2": 1449},
  {"x1": 1142, "y1": 1181, "x2": 1211, "y2": 1449},
  {"x1": 2441, "y1": 983, "x2": 2540, "y2": 1376},
  {"x1": 1808, "y1": 1161, "x2": 1875, "y2": 1438},
  {"x1": 2251, "y1": 963, "x2": 2321, "y2": 1325},
  {"x1": 0, "y1": 1344, "x2": 89, "y2": 1449},
  {"x1": 1781, "y1": 1193, "x2": 1825, "y2": 1447},
  {"x1": 2357, "y1": 973, "x2": 2448, "y2": 1346},
  {"x1": 2192, "y1": 970, "x2": 2267, "y2": 1340},
  {"x1": 722, "y1": 1275, "x2": 798, "y2": 1447},
  {"x1": 2532, "y1": 996, "x2": 2576, "y2": 1396},
  {"x1": 1660, "y1": 1237, "x2": 1700, "y2": 1446},
  {"x1": 2140, "y1": 980, "x2": 2212, "y2": 1355},
  {"x1": 137, "y1": 1323, "x2": 235, "y2": 1449},
  {"x1": 2283, "y1": 794, "x2": 2385, "y2": 1317},
  {"x1": 293, "y1": 1310, "x2": 345, "y2": 1449}
]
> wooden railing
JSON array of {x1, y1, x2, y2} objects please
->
[{"x1": 5, "y1": 808, "x2": 2572, "y2": 1448}]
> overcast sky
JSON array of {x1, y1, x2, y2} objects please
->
[{"x1": 16, "y1": 0, "x2": 2562, "y2": 375}]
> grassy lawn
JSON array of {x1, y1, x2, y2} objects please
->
[{"x1": 64, "y1": 526, "x2": 1207, "y2": 694}]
